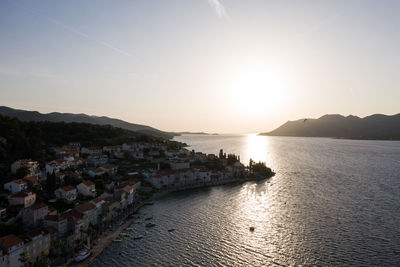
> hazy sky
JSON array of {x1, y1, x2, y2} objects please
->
[{"x1": 1, "y1": 0, "x2": 399, "y2": 133}]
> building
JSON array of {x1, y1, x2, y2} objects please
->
[
  {"x1": 22, "y1": 176, "x2": 39, "y2": 188},
  {"x1": 169, "y1": 159, "x2": 190, "y2": 170},
  {"x1": 43, "y1": 215, "x2": 68, "y2": 235},
  {"x1": 88, "y1": 155, "x2": 108, "y2": 166},
  {"x1": 77, "y1": 181, "x2": 96, "y2": 197},
  {"x1": 0, "y1": 234, "x2": 24, "y2": 267},
  {"x1": 22, "y1": 203, "x2": 48, "y2": 227},
  {"x1": 54, "y1": 186, "x2": 77, "y2": 201},
  {"x1": 102, "y1": 145, "x2": 121, "y2": 153},
  {"x1": 100, "y1": 164, "x2": 118, "y2": 175},
  {"x1": 21, "y1": 229, "x2": 50, "y2": 265},
  {"x1": 81, "y1": 147, "x2": 102, "y2": 156},
  {"x1": 3, "y1": 180, "x2": 28, "y2": 194},
  {"x1": 10, "y1": 159, "x2": 40, "y2": 177},
  {"x1": 74, "y1": 202, "x2": 98, "y2": 226},
  {"x1": 8, "y1": 191, "x2": 36, "y2": 208},
  {"x1": 87, "y1": 168, "x2": 105, "y2": 177}
]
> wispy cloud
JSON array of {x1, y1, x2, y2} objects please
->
[{"x1": 208, "y1": 0, "x2": 228, "y2": 19}]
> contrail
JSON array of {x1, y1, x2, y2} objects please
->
[
  {"x1": 15, "y1": 3, "x2": 135, "y2": 59},
  {"x1": 208, "y1": 0, "x2": 228, "y2": 18}
]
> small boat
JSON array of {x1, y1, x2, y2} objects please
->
[
  {"x1": 133, "y1": 235, "x2": 143, "y2": 240},
  {"x1": 120, "y1": 233, "x2": 130, "y2": 237},
  {"x1": 168, "y1": 229, "x2": 175, "y2": 232},
  {"x1": 145, "y1": 216, "x2": 153, "y2": 221},
  {"x1": 249, "y1": 226, "x2": 255, "y2": 231},
  {"x1": 113, "y1": 239, "x2": 122, "y2": 243},
  {"x1": 144, "y1": 201, "x2": 154, "y2": 205},
  {"x1": 126, "y1": 227, "x2": 134, "y2": 230},
  {"x1": 75, "y1": 250, "x2": 91, "y2": 262},
  {"x1": 145, "y1": 222, "x2": 156, "y2": 228}
]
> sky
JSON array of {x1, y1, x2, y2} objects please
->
[{"x1": 1, "y1": 0, "x2": 399, "y2": 133}]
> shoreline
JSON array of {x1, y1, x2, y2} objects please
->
[{"x1": 73, "y1": 174, "x2": 274, "y2": 266}]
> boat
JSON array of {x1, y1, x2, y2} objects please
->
[
  {"x1": 120, "y1": 233, "x2": 130, "y2": 237},
  {"x1": 144, "y1": 201, "x2": 154, "y2": 205},
  {"x1": 145, "y1": 216, "x2": 153, "y2": 221},
  {"x1": 168, "y1": 229, "x2": 175, "y2": 232},
  {"x1": 113, "y1": 239, "x2": 122, "y2": 242},
  {"x1": 249, "y1": 226, "x2": 255, "y2": 231},
  {"x1": 133, "y1": 235, "x2": 143, "y2": 240},
  {"x1": 75, "y1": 250, "x2": 91, "y2": 262},
  {"x1": 145, "y1": 222, "x2": 156, "y2": 228}
]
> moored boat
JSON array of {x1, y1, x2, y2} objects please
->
[{"x1": 75, "y1": 250, "x2": 91, "y2": 262}]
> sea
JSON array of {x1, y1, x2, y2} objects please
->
[{"x1": 92, "y1": 134, "x2": 400, "y2": 266}]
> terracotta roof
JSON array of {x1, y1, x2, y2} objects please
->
[
  {"x1": 60, "y1": 186, "x2": 76, "y2": 192},
  {"x1": 27, "y1": 202, "x2": 47, "y2": 211},
  {"x1": 45, "y1": 226, "x2": 58, "y2": 235},
  {"x1": 44, "y1": 215, "x2": 66, "y2": 222},
  {"x1": 0, "y1": 234, "x2": 23, "y2": 249},
  {"x1": 82, "y1": 180, "x2": 95, "y2": 186},
  {"x1": 75, "y1": 202, "x2": 96, "y2": 214},
  {"x1": 63, "y1": 213, "x2": 81, "y2": 223},
  {"x1": 101, "y1": 164, "x2": 116, "y2": 169},
  {"x1": 9, "y1": 191, "x2": 35, "y2": 198},
  {"x1": 11, "y1": 179, "x2": 27, "y2": 185},
  {"x1": 24, "y1": 176, "x2": 39, "y2": 183}
]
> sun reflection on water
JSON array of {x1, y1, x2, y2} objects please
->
[{"x1": 244, "y1": 134, "x2": 271, "y2": 165}]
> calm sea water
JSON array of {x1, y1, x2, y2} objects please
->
[{"x1": 93, "y1": 135, "x2": 400, "y2": 266}]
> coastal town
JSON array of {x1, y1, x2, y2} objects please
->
[{"x1": 0, "y1": 133, "x2": 273, "y2": 267}]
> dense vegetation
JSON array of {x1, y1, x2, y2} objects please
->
[{"x1": 0, "y1": 114, "x2": 163, "y2": 178}]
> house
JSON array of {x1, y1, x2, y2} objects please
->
[
  {"x1": 0, "y1": 207, "x2": 6, "y2": 220},
  {"x1": 55, "y1": 186, "x2": 77, "y2": 201},
  {"x1": 45, "y1": 159, "x2": 69, "y2": 174},
  {"x1": 81, "y1": 146, "x2": 102, "y2": 156},
  {"x1": 88, "y1": 155, "x2": 108, "y2": 166},
  {"x1": 53, "y1": 147, "x2": 67, "y2": 158},
  {"x1": 74, "y1": 202, "x2": 98, "y2": 226},
  {"x1": 77, "y1": 181, "x2": 96, "y2": 197},
  {"x1": 43, "y1": 215, "x2": 68, "y2": 235},
  {"x1": 23, "y1": 176, "x2": 40, "y2": 187},
  {"x1": 147, "y1": 170, "x2": 176, "y2": 189},
  {"x1": 193, "y1": 166, "x2": 212, "y2": 183},
  {"x1": 88, "y1": 168, "x2": 105, "y2": 177},
  {"x1": 90, "y1": 198, "x2": 105, "y2": 220},
  {"x1": 68, "y1": 142, "x2": 81, "y2": 147},
  {"x1": 103, "y1": 145, "x2": 121, "y2": 153},
  {"x1": 131, "y1": 151, "x2": 144, "y2": 159},
  {"x1": 22, "y1": 203, "x2": 48, "y2": 227},
  {"x1": 0, "y1": 234, "x2": 24, "y2": 267},
  {"x1": 21, "y1": 229, "x2": 51, "y2": 265},
  {"x1": 100, "y1": 164, "x2": 118, "y2": 175},
  {"x1": 169, "y1": 159, "x2": 190, "y2": 170},
  {"x1": 165, "y1": 149, "x2": 180, "y2": 158},
  {"x1": 3, "y1": 179, "x2": 28, "y2": 194},
  {"x1": 11, "y1": 159, "x2": 40, "y2": 177},
  {"x1": 8, "y1": 191, "x2": 36, "y2": 208}
]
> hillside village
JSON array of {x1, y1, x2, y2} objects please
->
[{"x1": 0, "y1": 135, "x2": 260, "y2": 266}]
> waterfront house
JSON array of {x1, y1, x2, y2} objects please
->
[
  {"x1": 3, "y1": 179, "x2": 28, "y2": 194},
  {"x1": 169, "y1": 159, "x2": 190, "y2": 170},
  {"x1": 74, "y1": 202, "x2": 98, "y2": 226},
  {"x1": 8, "y1": 191, "x2": 36, "y2": 208},
  {"x1": 22, "y1": 203, "x2": 48, "y2": 227},
  {"x1": 88, "y1": 154, "x2": 108, "y2": 166},
  {"x1": 55, "y1": 186, "x2": 77, "y2": 201},
  {"x1": 77, "y1": 181, "x2": 96, "y2": 197},
  {"x1": 0, "y1": 234, "x2": 24, "y2": 267},
  {"x1": 21, "y1": 229, "x2": 51, "y2": 265},
  {"x1": 43, "y1": 215, "x2": 68, "y2": 235}
]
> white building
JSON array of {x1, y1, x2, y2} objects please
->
[
  {"x1": 55, "y1": 186, "x2": 77, "y2": 201},
  {"x1": 169, "y1": 159, "x2": 190, "y2": 170},
  {"x1": 3, "y1": 180, "x2": 28, "y2": 194},
  {"x1": 0, "y1": 234, "x2": 24, "y2": 267},
  {"x1": 77, "y1": 181, "x2": 96, "y2": 197}
]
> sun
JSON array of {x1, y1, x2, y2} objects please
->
[{"x1": 231, "y1": 68, "x2": 285, "y2": 115}]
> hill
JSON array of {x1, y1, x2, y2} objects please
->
[
  {"x1": 0, "y1": 106, "x2": 174, "y2": 139},
  {"x1": 260, "y1": 113, "x2": 400, "y2": 140}
]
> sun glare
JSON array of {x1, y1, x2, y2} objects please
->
[{"x1": 231, "y1": 68, "x2": 285, "y2": 115}]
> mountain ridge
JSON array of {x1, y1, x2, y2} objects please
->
[
  {"x1": 0, "y1": 106, "x2": 175, "y2": 139},
  {"x1": 260, "y1": 113, "x2": 400, "y2": 140}
]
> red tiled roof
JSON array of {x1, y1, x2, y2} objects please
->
[
  {"x1": 11, "y1": 179, "x2": 27, "y2": 185},
  {"x1": 75, "y1": 202, "x2": 96, "y2": 214},
  {"x1": 0, "y1": 234, "x2": 23, "y2": 249},
  {"x1": 44, "y1": 215, "x2": 66, "y2": 222},
  {"x1": 45, "y1": 226, "x2": 58, "y2": 235},
  {"x1": 82, "y1": 180, "x2": 94, "y2": 186},
  {"x1": 24, "y1": 176, "x2": 39, "y2": 183},
  {"x1": 9, "y1": 191, "x2": 35, "y2": 198},
  {"x1": 60, "y1": 186, "x2": 76, "y2": 192},
  {"x1": 28, "y1": 203, "x2": 47, "y2": 211}
]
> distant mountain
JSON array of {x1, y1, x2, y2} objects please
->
[
  {"x1": 0, "y1": 106, "x2": 174, "y2": 139},
  {"x1": 260, "y1": 113, "x2": 400, "y2": 140}
]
